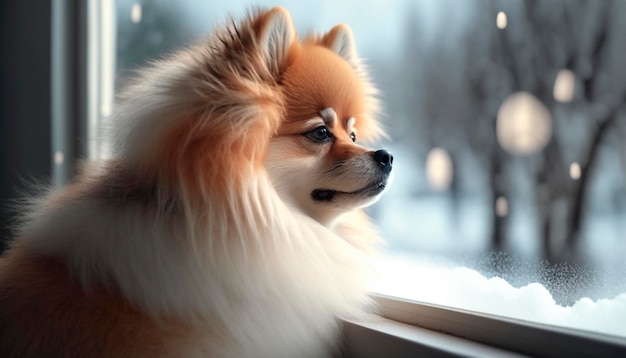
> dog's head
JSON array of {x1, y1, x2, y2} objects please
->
[
  {"x1": 111, "y1": 7, "x2": 391, "y2": 227},
  {"x1": 261, "y1": 8, "x2": 394, "y2": 225}
]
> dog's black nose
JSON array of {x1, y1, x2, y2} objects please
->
[{"x1": 372, "y1": 149, "x2": 393, "y2": 174}]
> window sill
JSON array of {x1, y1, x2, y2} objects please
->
[
  {"x1": 343, "y1": 317, "x2": 526, "y2": 357},
  {"x1": 342, "y1": 294, "x2": 626, "y2": 358}
]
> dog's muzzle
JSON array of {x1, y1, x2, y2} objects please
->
[{"x1": 311, "y1": 149, "x2": 394, "y2": 202}]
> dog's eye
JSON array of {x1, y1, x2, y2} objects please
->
[
  {"x1": 306, "y1": 126, "x2": 332, "y2": 142},
  {"x1": 350, "y1": 132, "x2": 356, "y2": 142}
]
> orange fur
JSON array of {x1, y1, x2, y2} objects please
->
[
  {"x1": 0, "y1": 247, "x2": 198, "y2": 357},
  {"x1": 280, "y1": 44, "x2": 366, "y2": 133}
]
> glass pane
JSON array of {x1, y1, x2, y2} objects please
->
[{"x1": 112, "y1": 0, "x2": 626, "y2": 339}]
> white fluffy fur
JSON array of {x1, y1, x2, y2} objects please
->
[{"x1": 22, "y1": 175, "x2": 377, "y2": 357}]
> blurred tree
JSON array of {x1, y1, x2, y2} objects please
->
[
  {"x1": 404, "y1": 0, "x2": 626, "y2": 262},
  {"x1": 504, "y1": 0, "x2": 626, "y2": 262},
  {"x1": 403, "y1": 2, "x2": 515, "y2": 251},
  {"x1": 399, "y1": 4, "x2": 479, "y2": 226},
  {"x1": 559, "y1": 1, "x2": 626, "y2": 259},
  {"x1": 457, "y1": 0, "x2": 626, "y2": 261},
  {"x1": 460, "y1": 6, "x2": 513, "y2": 252}
]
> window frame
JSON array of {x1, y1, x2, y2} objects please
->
[
  {"x1": 342, "y1": 294, "x2": 626, "y2": 357},
  {"x1": 51, "y1": 0, "x2": 115, "y2": 185}
]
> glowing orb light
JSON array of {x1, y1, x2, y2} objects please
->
[{"x1": 496, "y1": 92, "x2": 552, "y2": 155}]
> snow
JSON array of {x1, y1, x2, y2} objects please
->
[{"x1": 374, "y1": 255, "x2": 626, "y2": 338}]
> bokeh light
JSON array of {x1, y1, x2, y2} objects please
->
[{"x1": 496, "y1": 92, "x2": 552, "y2": 155}]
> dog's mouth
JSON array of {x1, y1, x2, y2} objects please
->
[{"x1": 311, "y1": 180, "x2": 387, "y2": 202}]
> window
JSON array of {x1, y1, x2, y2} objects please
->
[
  {"x1": 104, "y1": 0, "x2": 626, "y2": 353},
  {"x1": 368, "y1": 0, "x2": 626, "y2": 341}
]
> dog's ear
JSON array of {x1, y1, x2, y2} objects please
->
[
  {"x1": 258, "y1": 7, "x2": 296, "y2": 74},
  {"x1": 321, "y1": 24, "x2": 358, "y2": 67}
]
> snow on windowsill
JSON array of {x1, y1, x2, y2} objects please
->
[{"x1": 373, "y1": 254, "x2": 626, "y2": 339}]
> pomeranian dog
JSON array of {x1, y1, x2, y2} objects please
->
[{"x1": 0, "y1": 7, "x2": 392, "y2": 357}]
